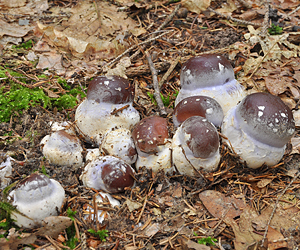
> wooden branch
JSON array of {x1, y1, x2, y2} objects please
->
[{"x1": 145, "y1": 51, "x2": 167, "y2": 116}]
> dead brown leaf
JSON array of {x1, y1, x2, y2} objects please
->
[
  {"x1": 36, "y1": 216, "x2": 73, "y2": 238},
  {"x1": 199, "y1": 190, "x2": 247, "y2": 220},
  {"x1": 267, "y1": 226, "x2": 288, "y2": 250},
  {"x1": 257, "y1": 178, "x2": 274, "y2": 188},
  {"x1": 182, "y1": 0, "x2": 211, "y2": 14},
  {"x1": 0, "y1": 228, "x2": 37, "y2": 250},
  {"x1": 35, "y1": 0, "x2": 145, "y2": 59}
]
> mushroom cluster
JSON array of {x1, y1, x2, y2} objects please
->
[
  {"x1": 5, "y1": 53, "x2": 295, "y2": 231},
  {"x1": 35, "y1": 54, "x2": 294, "y2": 205}
]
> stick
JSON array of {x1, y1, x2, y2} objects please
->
[
  {"x1": 259, "y1": 1, "x2": 270, "y2": 37},
  {"x1": 159, "y1": 56, "x2": 181, "y2": 88},
  {"x1": 145, "y1": 51, "x2": 167, "y2": 116},
  {"x1": 103, "y1": 30, "x2": 172, "y2": 70},
  {"x1": 208, "y1": 7, "x2": 261, "y2": 27},
  {"x1": 131, "y1": 4, "x2": 181, "y2": 61}
]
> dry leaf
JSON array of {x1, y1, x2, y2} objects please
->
[
  {"x1": 199, "y1": 190, "x2": 247, "y2": 220},
  {"x1": 36, "y1": 216, "x2": 73, "y2": 238},
  {"x1": 290, "y1": 137, "x2": 300, "y2": 154},
  {"x1": 225, "y1": 207, "x2": 263, "y2": 250},
  {"x1": 267, "y1": 227, "x2": 288, "y2": 250},
  {"x1": 257, "y1": 178, "x2": 273, "y2": 188},
  {"x1": 143, "y1": 223, "x2": 160, "y2": 237},
  {"x1": 182, "y1": 0, "x2": 211, "y2": 14},
  {"x1": 125, "y1": 199, "x2": 142, "y2": 212},
  {"x1": 0, "y1": 19, "x2": 33, "y2": 38},
  {"x1": 35, "y1": 0, "x2": 145, "y2": 59},
  {"x1": 0, "y1": 228, "x2": 37, "y2": 249}
]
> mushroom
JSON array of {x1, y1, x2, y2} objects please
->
[
  {"x1": 80, "y1": 155, "x2": 135, "y2": 193},
  {"x1": 132, "y1": 116, "x2": 173, "y2": 173},
  {"x1": 41, "y1": 130, "x2": 83, "y2": 167},
  {"x1": 222, "y1": 92, "x2": 295, "y2": 169},
  {"x1": 86, "y1": 148, "x2": 101, "y2": 162},
  {"x1": 173, "y1": 95, "x2": 224, "y2": 128},
  {"x1": 49, "y1": 121, "x2": 75, "y2": 135},
  {"x1": 83, "y1": 192, "x2": 120, "y2": 223},
  {"x1": 100, "y1": 128, "x2": 137, "y2": 165},
  {"x1": 9, "y1": 173, "x2": 65, "y2": 228},
  {"x1": 172, "y1": 116, "x2": 221, "y2": 176},
  {"x1": 0, "y1": 154, "x2": 12, "y2": 189},
  {"x1": 75, "y1": 75, "x2": 140, "y2": 145},
  {"x1": 175, "y1": 54, "x2": 246, "y2": 114}
]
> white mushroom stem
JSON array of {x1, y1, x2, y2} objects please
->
[
  {"x1": 135, "y1": 141, "x2": 173, "y2": 173},
  {"x1": 75, "y1": 100, "x2": 140, "y2": 145},
  {"x1": 101, "y1": 128, "x2": 137, "y2": 165}
]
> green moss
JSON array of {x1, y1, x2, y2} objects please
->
[
  {"x1": 0, "y1": 85, "x2": 50, "y2": 122},
  {"x1": 0, "y1": 69, "x2": 86, "y2": 122}
]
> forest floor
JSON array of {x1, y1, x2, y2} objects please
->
[{"x1": 1, "y1": 0, "x2": 300, "y2": 249}]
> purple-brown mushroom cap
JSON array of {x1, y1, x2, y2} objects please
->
[
  {"x1": 87, "y1": 75, "x2": 134, "y2": 104},
  {"x1": 235, "y1": 92, "x2": 295, "y2": 148},
  {"x1": 173, "y1": 96, "x2": 224, "y2": 128}
]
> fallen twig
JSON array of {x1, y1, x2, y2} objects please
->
[
  {"x1": 145, "y1": 51, "x2": 167, "y2": 116},
  {"x1": 247, "y1": 34, "x2": 286, "y2": 82},
  {"x1": 130, "y1": 4, "x2": 181, "y2": 61},
  {"x1": 259, "y1": 1, "x2": 271, "y2": 37},
  {"x1": 159, "y1": 56, "x2": 181, "y2": 88},
  {"x1": 104, "y1": 30, "x2": 172, "y2": 70},
  {"x1": 208, "y1": 7, "x2": 261, "y2": 27},
  {"x1": 5, "y1": 71, "x2": 33, "y2": 89}
]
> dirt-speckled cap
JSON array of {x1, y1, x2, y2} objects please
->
[
  {"x1": 235, "y1": 92, "x2": 295, "y2": 148},
  {"x1": 87, "y1": 75, "x2": 134, "y2": 104}
]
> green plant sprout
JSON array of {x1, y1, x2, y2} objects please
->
[
  {"x1": 147, "y1": 92, "x2": 172, "y2": 107},
  {"x1": 87, "y1": 229, "x2": 109, "y2": 242},
  {"x1": 268, "y1": 24, "x2": 283, "y2": 35},
  {"x1": 193, "y1": 232, "x2": 217, "y2": 246},
  {"x1": 12, "y1": 40, "x2": 34, "y2": 50},
  {"x1": 66, "y1": 207, "x2": 77, "y2": 221},
  {"x1": 40, "y1": 166, "x2": 48, "y2": 176},
  {"x1": 65, "y1": 208, "x2": 79, "y2": 249}
]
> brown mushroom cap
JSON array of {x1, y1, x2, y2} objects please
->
[
  {"x1": 181, "y1": 116, "x2": 219, "y2": 158},
  {"x1": 87, "y1": 75, "x2": 135, "y2": 104},
  {"x1": 235, "y1": 92, "x2": 295, "y2": 148},
  {"x1": 180, "y1": 54, "x2": 235, "y2": 90},
  {"x1": 132, "y1": 116, "x2": 169, "y2": 154},
  {"x1": 80, "y1": 156, "x2": 135, "y2": 193},
  {"x1": 173, "y1": 96, "x2": 224, "y2": 127},
  {"x1": 101, "y1": 160, "x2": 135, "y2": 193}
]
